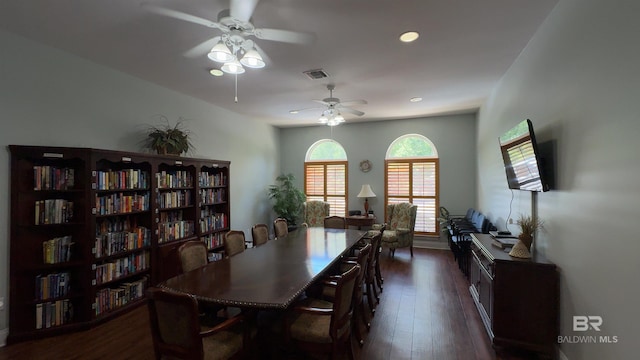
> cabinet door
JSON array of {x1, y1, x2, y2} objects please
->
[{"x1": 470, "y1": 249, "x2": 493, "y2": 338}]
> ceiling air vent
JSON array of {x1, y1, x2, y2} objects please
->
[{"x1": 303, "y1": 69, "x2": 330, "y2": 80}]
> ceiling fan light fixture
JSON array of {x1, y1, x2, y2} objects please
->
[
  {"x1": 208, "y1": 41, "x2": 235, "y2": 63},
  {"x1": 221, "y1": 59, "x2": 245, "y2": 74},
  {"x1": 239, "y1": 48, "x2": 265, "y2": 68},
  {"x1": 399, "y1": 31, "x2": 420, "y2": 43}
]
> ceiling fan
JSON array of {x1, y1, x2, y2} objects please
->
[
  {"x1": 144, "y1": 0, "x2": 315, "y2": 73},
  {"x1": 291, "y1": 85, "x2": 367, "y2": 126}
]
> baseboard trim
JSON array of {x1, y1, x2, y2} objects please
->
[{"x1": 0, "y1": 328, "x2": 8, "y2": 347}]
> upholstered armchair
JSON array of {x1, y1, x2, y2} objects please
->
[
  {"x1": 302, "y1": 200, "x2": 330, "y2": 227},
  {"x1": 372, "y1": 202, "x2": 418, "y2": 257}
]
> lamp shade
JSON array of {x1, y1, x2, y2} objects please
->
[
  {"x1": 357, "y1": 184, "x2": 376, "y2": 198},
  {"x1": 221, "y1": 59, "x2": 245, "y2": 74},
  {"x1": 239, "y1": 48, "x2": 265, "y2": 68},
  {"x1": 208, "y1": 41, "x2": 235, "y2": 63}
]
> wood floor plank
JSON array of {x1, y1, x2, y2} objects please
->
[{"x1": 0, "y1": 248, "x2": 516, "y2": 360}]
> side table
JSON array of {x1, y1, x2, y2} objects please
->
[{"x1": 345, "y1": 215, "x2": 377, "y2": 230}]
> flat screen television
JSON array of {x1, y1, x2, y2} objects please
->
[{"x1": 499, "y1": 119, "x2": 550, "y2": 192}]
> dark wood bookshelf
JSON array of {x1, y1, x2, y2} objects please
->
[{"x1": 8, "y1": 145, "x2": 231, "y2": 343}]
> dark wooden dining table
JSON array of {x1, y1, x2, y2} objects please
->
[{"x1": 159, "y1": 227, "x2": 366, "y2": 309}]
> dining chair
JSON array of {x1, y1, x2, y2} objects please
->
[
  {"x1": 321, "y1": 243, "x2": 371, "y2": 347},
  {"x1": 273, "y1": 218, "x2": 288, "y2": 239},
  {"x1": 224, "y1": 230, "x2": 246, "y2": 257},
  {"x1": 251, "y1": 223, "x2": 269, "y2": 247},
  {"x1": 178, "y1": 240, "x2": 208, "y2": 273},
  {"x1": 146, "y1": 287, "x2": 250, "y2": 360},
  {"x1": 323, "y1": 215, "x2": 347, "y2": 229},
  {"x1": 283, "y1": 264, "x2": 360, "y2": 360},
  {"x1": 364, "y1": 229, "x2": 383, "y2": 320}
]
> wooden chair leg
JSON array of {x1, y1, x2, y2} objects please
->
[
  {"x1": 353, "y1": 303, "x2": 365, "y2": 347},
  {"x1": 371, "y1": 279, "x2": 380, "y2": 303},
  {"x1": 410, "y1": 245, "x2": 414, "y2": 257},
  {"x1": 366, "y1": 282, "x2": 376, "y2": 316}
]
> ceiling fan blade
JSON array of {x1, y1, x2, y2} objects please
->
[
  {"x1": 183, "y1": 37, "x2": 220, "y2": 58},
  {"x1": 339, "y1": 107, "x2": 365, "y2": 116},
  {"x1": 145, "y1": 5, "x2": 220, "y2": 29},
  {"x1": 340, "y1": 99, "x2": 368, "y2": 106},
  {"x1": 230, "y1": 0, "x2": 259, "y2": 22},
  {"x1": 290, "y1": 106, "x2": 324, "y2": 113},
  {"x1": 312, "y1": 99, "x2": 330, "y2": 106},
  {"x1": 254, "y1": 28, "x2": 316, "y2": 44}
]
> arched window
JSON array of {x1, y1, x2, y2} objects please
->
[
  {"x1": 305, "y1": 140, "x2": 348, "y2": 216},
  {"x1": 385, "y1": 134, "x2": 439, "y2": 235}
]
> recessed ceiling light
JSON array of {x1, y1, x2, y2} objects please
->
[
  {"x1": 399, "y1": 31, "x2": 420, "y2": 43},
  {"x1": 410, "y1": 97, "x2": 423, "y2": 102},
  {"x1": 209, "y1": 69, "x2": 223, "y2": 77},
  {"x1": 289, "y1": 110, "x2": 299, "y2": 114}
]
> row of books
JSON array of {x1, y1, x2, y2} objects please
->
[
  {"x1": 94, "y1": 227, "x2": 151, "y2": 258},
  {"x1": 156, "y1": 170, "x2": 193, "y2": 189},
  {"x1": 200, "y1": 188, "x2": 226, "y2": 204},
  {"x1": 35, "y1": 299, "x2": 73, "y2": 330},
  {"x1": 43, "y1": 235, "x2": 74, "y2": 264},
  {"x1": 199, "y1": 172, "x2": 227, "y2": 187},
  {"x1": 33, "y1": 165, "x2": 75, "y2": 191},
  {"x1": 201, "y1": 233, "x2": 224, "y2": 250},
  {"x1": 95, "y1": 193, "x2": 150, "y2": 215},
  {"x1": 35, "y1": 272, "x2": 70, "y2": 300},
  {"x1": 96, "y1": 216, "x2": 141, "y2": 234},
  {"x1": 35, "y1": 199, "x2": 74, "y2": 225},
  {"x1": 208, "y1": 252, "x2": 224, "y2": 262},
  {"x1": 159, "y1": 209, "x2": 184, "y2": 223},
  {"x1": 94, "y1": 251, "x2": 150, "y2": 285},
  {"x1": 94, "y1": 276, "x2": 148, "y2": 317},
  {"x1": 95, "y1": 169, "x2": 149, "y2": 190},
  {"x1": 199, "y1": 213, "x2": 228, "y2": 233},
  {"x1": 157, "y1": 221, "x2": 195, "y2": 243},
  {"x1": 157, "y1": 190, "x2": 192, "y2": 209}
]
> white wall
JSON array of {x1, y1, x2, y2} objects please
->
[
  {"x1": 477, "y1": 0, "x2": 639, "y2": 359},
  {"x1": 0, "y1": 30, "x2": 281, "y2": 331},
  {"x1": 279, "y1": 114, "x2": 477, "y2": 223}
]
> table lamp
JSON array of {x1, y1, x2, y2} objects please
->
[{"x1": 357, "y1": 184, "x2": 376, "y2": 216}]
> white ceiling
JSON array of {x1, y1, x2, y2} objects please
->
[{"x1": 0, "y1": 0, "x2": 558, "y2": 127}]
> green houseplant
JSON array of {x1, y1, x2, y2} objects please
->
[
  {"x1": 268, "y1": 173, "x2": 306, "y2": 227},
  {"x1": 144, "y1": 116, "x2": 193, "y2": 155}
]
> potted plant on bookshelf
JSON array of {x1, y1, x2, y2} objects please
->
[
  {"x1": 509, "y1": 213, "x2": 544, "y2": 259},
  {"x1": 144, "y1": 116, "x2": 193, "y2": 156},
  {"x1": 268, "y1": 173, "x2": 306, "y2": 230}
]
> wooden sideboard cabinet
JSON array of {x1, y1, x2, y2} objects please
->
[{"x1": 469, "y1": 233, "x2": 559, "y2": 358}]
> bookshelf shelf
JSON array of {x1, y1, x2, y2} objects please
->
[{"x1": 8, "y1": 145, "x2": 230, "y2": 343}]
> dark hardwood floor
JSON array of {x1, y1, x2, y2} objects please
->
[{"x1": 0, "y1": 248, "x2": 510, "y2": 360}]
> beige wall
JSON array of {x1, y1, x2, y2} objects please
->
[{"x1": 477, "y1": 0, "x2": 639, "y2": 359}]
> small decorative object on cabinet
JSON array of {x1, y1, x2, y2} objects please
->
[
  {"x1": 469, "y1": 233, "x2": 558, "y2": 358},
  {"x1": 509, "y1": 214, "x2": 543, "y2": 259},
  {"x1": 8, "y1": 145, "x2": 231, "y2": 343}
]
